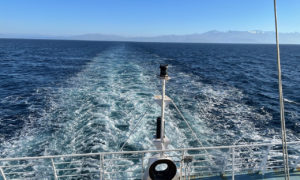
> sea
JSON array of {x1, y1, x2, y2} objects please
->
[{"x1": 0, "y1": 39, "x2": 300, "y2": 159}]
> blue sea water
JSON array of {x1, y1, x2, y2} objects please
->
[{"x1": 0, "y1": 39, "x2": 300, "y2": 159}]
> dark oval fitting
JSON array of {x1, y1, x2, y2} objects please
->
[
  {"x1": 160, "y1": 64, "x2": 168, "y2": 77},
  {"x1": 149, "y1": 159, "x2": 177, "y2": 180}
]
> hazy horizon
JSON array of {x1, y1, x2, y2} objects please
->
[
  {"x1": 2, "y1": 30, "x2": 300, "y2": 44},
  {"x1": 1, "y1": 29, "x2": 300, "y2": 37}
]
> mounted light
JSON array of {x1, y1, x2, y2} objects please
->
[{"x1": 160, "y1": 64, "x2": 168, "y2": 78}]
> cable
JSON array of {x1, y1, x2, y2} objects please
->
[
  {"x1": 119, "y1": 107, "x2": 150, "y2": 152},
  {"x1": 273, "y1": 0, "x2": 290, "y2": 179},
  {"x1": 171, "y1": 99, "x2": 204, "y2": 147},
  {"x1": 170, "y1": 98, "x2": 216, "y2": 167}
]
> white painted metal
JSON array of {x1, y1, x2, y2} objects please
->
[
  {"x1": 0, "y1": 167, "x2": 7, "y2": 180},
  {"x1": 161, "y1": 78, "x2": 166, "y2": 145},
  {"x1": 51, "y1": 158, "x2": 58, "y2": 180},
  {"x1": 0, "y1": 141, "x2": 299, "y2": 162},
  {"x1": 143, "y1": 74, "x2": 178, "y2": 179},
  {"x1": 154, "y1": 95, "x2": 171, "y2": 106},
  {"x1": 260, "y1": 145, "x2": 271, "y2": 175},
  {"x1": 99, "y1": 154, "x2": 103, "y2": 180},
  {"x1": 141, "y1": 153, "x2": 145, "y2": 180},
  {"x1": 232, "y1": 148, "x2": 235, "y2": 180},
  {"x1": 0, "y1": 141, "x2": 299, "y2": 179},
  {"x1": 180, "y1": 150, "x2": 184, "y2": 180}
]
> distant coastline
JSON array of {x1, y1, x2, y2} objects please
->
[{"x1": 1, "y1": 30, "x2": 300, "y2": 44}]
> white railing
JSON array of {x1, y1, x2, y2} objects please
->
[{"x1": 1, "y1": 141, "x2": 300, "y2": 180}]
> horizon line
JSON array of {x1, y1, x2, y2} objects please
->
[{"x1": 1, "y1": 37, "x2": 300, "y2": 45}]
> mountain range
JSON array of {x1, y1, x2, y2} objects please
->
[{"x1": 1, "y1": 30, "x2": 300, "y2": 44}]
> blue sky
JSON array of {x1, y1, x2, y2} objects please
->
[{"x1": 0, "y1": 0, "x2": 299, "y2": 36}]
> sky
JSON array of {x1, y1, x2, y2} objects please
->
[{"x1": 0, "y1": 0, "x2": 299, "y2": 36}]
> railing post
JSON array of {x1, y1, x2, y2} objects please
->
[
  {"x1": 100, "y1": 154, "x2": 104, "y2": 180},
  {"x1": 232, "y1": 148, "x2": 235, "y2": 180},
  {"x1": 141, "y1": 153, "x2": 145, "y2": 180},
  {"x1": 179, "y1": 150, "x2": 184, "y2": 180},
  {"x1": 260, "y1": 145, "x2": 271, "y2": 175},
  {"x1": 51, "y1": 158, "x2": 58, "y2": 180},
  {"x1": 221, "y1": 150, "x2": 229, "y2": 176},
  {"x1": 0, "y1": 167, "x2": 7, "y2": 180},
  {"x1": 99, "y1": 155, "x2": 102, "y2": 180}
]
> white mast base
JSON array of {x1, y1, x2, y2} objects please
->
[{"x1": 153, "y1": 136, "x2": 170, "y2": 150}]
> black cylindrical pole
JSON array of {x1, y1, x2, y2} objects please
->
[{"x1": 156, "y1": 117, "x2": 162, "y2": 139}]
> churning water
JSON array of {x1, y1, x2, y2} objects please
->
[{"x1": 1, "y1": 39, "x2": 300, "y2": 159}]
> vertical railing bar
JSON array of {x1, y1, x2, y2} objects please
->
[
  {"x1": 184, "y1": 151, "x2": 188, "y2": 180},
  {"x1": 232, "y1": 147, "x2": 235, "y2": 180},
  {"x1": 260, "y1": 145, "x2": 271, "y2": 175},
  {"x1": 100, "y1": 154, "x2": 104, "y2": 180},
  {"x1": 141, "y1": 153, "x2": 144, "y2": 180},
  {"x1": 0, "y1": 167, "x2": 7, "y2": 180},
  {"x1": 99, "y1": 155, "x2": 102, "y2": 180},
  {"x1": 179, "y1": 150, "x2": 184, "y2": 180},
  {"x1": 51, "y1": 158, "x2": 58, "y2": 180},
  {"x1": 188, "y1": 161, "x2": 191, "y2": 180}
]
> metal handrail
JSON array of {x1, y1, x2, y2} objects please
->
[
  {"x1": 1, "y1": 141, "x2": 299, "y2": 161},
  {"x1": 0, "y1": 141, "x2": 300, "y2": 180}
]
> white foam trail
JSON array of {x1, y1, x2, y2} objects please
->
[
  {"x1": 2, "y1": 44, "x2": 295, "y2": 161},
  {"x1": 0, "y1": 45, "x2": 190, "y2": 159},
  {"x1": 166, "y1": 70, "x2": 279, "y2": 146}
]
